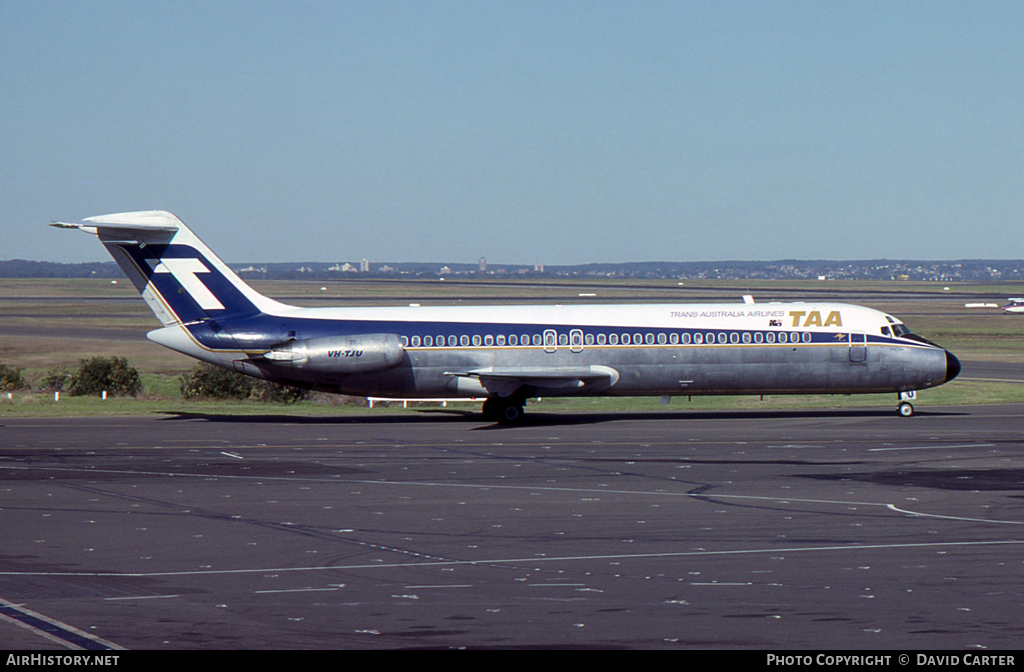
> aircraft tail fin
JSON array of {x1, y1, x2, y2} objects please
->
[{"x1": 52, "y1": 211, "x2": 292, "y2": 327}]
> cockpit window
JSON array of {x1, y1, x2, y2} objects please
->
[
  {"x1": 880, "y1": 326, "x2": 891, "y2": 336},
  {"x1": 882, "y1": 318, "x2": 940, "y2": 346}
]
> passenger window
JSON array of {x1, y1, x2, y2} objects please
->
[
  {"x1": 766, "y1": 332, "x2": 776, "y2": 343},
  {"x1": 449, "y1": 335, "x2": 458, "y2": 347},
  {"x1": 742, "y1": 332, "x2": 751, "y2": 344},
  {"x1": 496, "y1": 334, "x2": 505, "y2": 346},
  {"x1": 508, "y1": 334, "x2": 517, "y2": 346},
  {"x1": 609, "y1": 333, "x2": 619, "y2": 345},
  {"x1": 681, "y1": 333, "x2": 691, "y2": 344},
  {"x1": 621, "y1": 334, "x2": 631, "y2": 345},
  {"x1": 424, "y1": 335, "x2": 433, "y2": 347},
  {"x1": 484, "y1": 335, "x2": 493, "y2": 346},
  {"x1": 410, "y1": 335, "x2": 420, "y2": 347},
  {"x1": 729, "y1": 333, "x2": 739, "y2": 344},
  {"x1": 753, "y1": 332, "x2": 763, "y2": 343},
  {"x1": 570, "y1": 330, "x2": 583, "y2": 350},
  {"x1": 694, "y1": 333, "x2": 703, "y2": 344},
  {"x1": 669, "y1": 333, "x2": 678, "y2": 345},
  {"x1": 597, "y1": 333, "x2": 607, "y2": 345}
]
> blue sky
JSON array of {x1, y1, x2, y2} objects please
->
[{"x1": 3, "y1": 1, "x2": 1023, "y2": 264}]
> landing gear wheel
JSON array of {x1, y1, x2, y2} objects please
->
[
  {"x1": 482, "y1": 396, "x2": 526, "y2": 425},
  {"x1": 897, "y1": 401, "x2": 914, "y2": 417},
  {"x1": 496, "y1": 401, "x2": 524, "y2": 425},
  {"x1": 483, "y1": 398, "x2": 525, "y2": 425}
]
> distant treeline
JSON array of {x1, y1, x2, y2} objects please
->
[
  {"x1": 0, "y1": 259, "x2": 122, "y2": 278},
  {"x1": 5, "y1": 258, "x2": 1024, "y2": 281}
]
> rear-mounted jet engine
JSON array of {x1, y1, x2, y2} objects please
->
[{"x1": 260, "y1": 333, "x2": 404, "y2": 375}]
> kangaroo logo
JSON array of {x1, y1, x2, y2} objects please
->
[{"x1": 146, "y1": 257, "x2": 225, "y2": 311}]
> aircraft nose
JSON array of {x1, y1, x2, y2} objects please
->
[{"x1": 945, "y1": 350, "x2": 961, "y2": 383}]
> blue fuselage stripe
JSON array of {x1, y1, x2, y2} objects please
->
[{"x1": 188, "y1": 313, "x2": 918, "y2": 353}]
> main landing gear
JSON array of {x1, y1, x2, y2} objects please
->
[{"x1": 482, "y1": 397, "x2": 525, "y2": 425}]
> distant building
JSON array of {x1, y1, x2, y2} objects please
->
[
  {"x1": 479, "y1": 257, "x2": 487, "y2": 272},
  {"x1": 360, "y1": 259, "x2": 370, "y2": 273}
]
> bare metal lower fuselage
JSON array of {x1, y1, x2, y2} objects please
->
[{"x1": 273, "y1": 332, "x2": 954, "y2": 399}]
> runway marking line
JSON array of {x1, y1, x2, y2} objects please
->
[
  {"x1": 886, "y1": 504, "x2": 1024, "y2": 525},
  {"x1": 253, "y1": 587, "x2": 339, "y2": 594},
  {"x1": 868, "y1": 443, "x2": 994, "y2": 452},
  {"x1": 103, "y1": 595, "x2": 180, "y2": 601},
  {"x1": 404, "y1": 584, "x2": 473, "y2": 589},
  {"x1": 0, "y1": 597, "x2": 124, "y2": 650},
  {"x1": 1, "y1": 540, "x2": 1022, "y2": 579}
]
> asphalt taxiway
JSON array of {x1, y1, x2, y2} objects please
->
[{"x1": 2, "y1": 405, "x2": 1024, "y2": 649}]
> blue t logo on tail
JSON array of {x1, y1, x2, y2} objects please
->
[
  {"x1": 50, "y1": 209, "x2": 291, "y2": 329},
  {"x1": 146, "y1": 257, "x2": 224, "y2": 311},
  {"x1": 119, "y1": 243, "x2": 260, "y2": 322}
]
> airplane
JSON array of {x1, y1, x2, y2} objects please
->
[
  {"x1": 52, "y1": 210, "x2": 961, "y2": 423},
  {"x1": 1003, "y1": 298, "x2": 1024, "y2": 314}
]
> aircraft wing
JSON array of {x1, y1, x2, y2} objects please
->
[{"x1": 446, "y1": 365, "x2": 619, "y2": 397}]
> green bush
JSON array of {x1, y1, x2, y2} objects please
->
[
  {"x1": 69, "y1": 357, "x2": 141, "y2": 397},
  {"x1": 179, "y1": 363, "x2": 308, "y2": 403},
  {"x1": 250, "y1": 379, "x2": 310, "y2": 404},
  {"x1": 0, "y1": 363, "x2": 28, "y2": 391},
  {"x1": 180, "y1": 363, "x2": 254, "y2": 399},
  {"x1": 42, "y1": 365, "x2": 73, "y2": 391}
]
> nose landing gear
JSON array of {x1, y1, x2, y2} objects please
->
[{"x1": 897, "y1": 391, "x2": 917, "y2": 417}]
